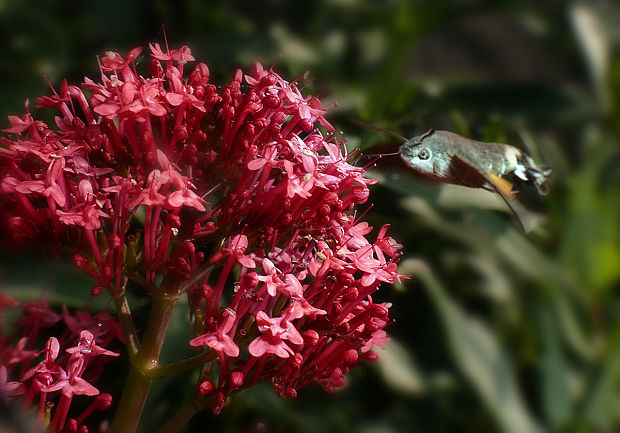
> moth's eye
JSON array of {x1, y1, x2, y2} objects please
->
[{"x1": 417, "y1": 148, "x2": 431, "y2": 160}]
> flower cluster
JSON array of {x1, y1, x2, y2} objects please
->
[
  {"x1": 0, "y1": 297, "x2": 121, "y2": 431},
  {"x1": 0, "y1": 43, "x2": 403, "y2": 421}
]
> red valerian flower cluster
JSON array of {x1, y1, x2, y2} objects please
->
[
  {"x1": 0, "y1": 298, "x2": 120, "y2": 431},
  {"x1": 0, "y1": 43, "x2": 402, "y2": 420}
]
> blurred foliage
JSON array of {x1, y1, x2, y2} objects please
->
[{"x1": 1, "y1": 0, "x2": 620, "y2": 432}]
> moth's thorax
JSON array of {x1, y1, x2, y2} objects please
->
[{"x1": 498, "y1": 145, "x2": 522, "y2": 174}]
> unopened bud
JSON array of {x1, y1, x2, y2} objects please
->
[
  {"x1": 362, "y1": 351, "x2": 379, "y2": 362},
  {"x1": 284, "y1": 387, "x2": 297, "y2": 399},
  {"x1": 230, "y1": 371, "x2": 244, "y2": 388},
  {"x1": 199, "y1": 380, "x2": 214, "y2": 396},
  {"x1": 343, "y1": 349, "x2": 358, "y2": 366},
  {"x1": 303, "y1": 330, "x2": 320, "y2": 346},
  {"x1": 90, "y1": 286, "x2": 104, "y2": 297},
  {"x1": 95, "y1": 393, "x2": 113, "y2": 410}
]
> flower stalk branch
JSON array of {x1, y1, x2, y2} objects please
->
[
  {"x1": 110, "y1": 294, "x2": 178, "y2": 433},
  {"x1": 147, "y1": 351, "x2": 212, "y2": 380},
  {"x1": 112, "y1": 288, "x2": 140, "y2": 358}
]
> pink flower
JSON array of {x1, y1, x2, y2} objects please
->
[
  {"x1": 210, "y1": 234, "x2": 255, "y2": 268},
  {"x1": 9, "y1": 308, "x2": 121, "y2": 431},
  {"x1": 190, "y1": 308, "x2": 239, "y2": 357},
  {"x1": 345, "y1": 221, "x2": 373, "y2": 249},
  {"x1": 308, "y1": 241, "x2": 346, "y2": 277},
  {"x1": 64, "y1": 330, "x2": 120, "y2": 359},
  {"x1": 15, "y1": 300, "x2": 61, "y2": 341},
  {"x1": 0, "y1": 337, "x2": 37, "y2": 366},
  {"x1": 14, "y1": 158, "x2": 66, "y2": 207},
  {"x1": 285, "y1": 299, "x2": 327, "y2": 320},
  {"x1": 256, "y1": 258, "x2": 283, "y2": 297},
  {"x1": 361, "y1": 329, "x2": 391, "y2": 353},
  {"x1": 39, "y1": 330, "x2": 118, "y2": 430},
  {"x1": 0, "y1": 365, "x2": 26, "y2": 396},
  {"x1": 21, "y1": 337, "x2": 64, "y2": 384},
  {"x1": 149, "y1": 43, "x2": 195, "y2": 64},
  {"x1": 248, "y1": 311, "x2": 304, "y2": 358},
  {"x1": 61, "y1": 306, "x2": 125, "y2": 346},
  {"x1": 57, "y1": 202, "x2": 108, "y2": 230}
]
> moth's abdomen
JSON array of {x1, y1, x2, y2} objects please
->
[
  {"x1": 515, "y1": 154, "x2": 552, "y2": 195},
  {"x1": 458, "y1": 141, "x2": 520, "y2": 176}
]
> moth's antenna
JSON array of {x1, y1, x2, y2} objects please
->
[
  {"x1": 419, "y1": 128, "x2": 435, "y2": 140},
  {"x1": 349, "y1": 119, "x2": 407, "y2": 142},
  {"x1": 354, "y1": 151, "x2": 400, "y2": 167},
  {"x1": 365, "y1": 152, "x2": 400, "y2": 158}
]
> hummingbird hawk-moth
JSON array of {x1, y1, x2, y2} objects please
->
[{"x1": 354, "y1": 121, "x2": 552, "y2": 232}]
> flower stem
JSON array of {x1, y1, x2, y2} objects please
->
[
  {"x1": 147, "y1": 351, "x2": 212, "y2": 379},
  {"x1": 110, "y1": 294, "x2": 177, "y2": 433},
  {"x1": 112, "y1": 289, "x2": 139, "y2": 358}
]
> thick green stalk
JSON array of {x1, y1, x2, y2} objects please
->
[{"x1": 110, "y1": 295, "x2": 177, "y2": 433}]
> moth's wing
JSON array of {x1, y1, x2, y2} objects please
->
[
  {"x1": 447, "y1": 152, "x2": 515, "y2": 195},
  {"x1": 450, "y1": 155, "x2": 539, "y2": 233},
  {"x1": 446, "y1": 154, "x2": 492, "y2": 189}
]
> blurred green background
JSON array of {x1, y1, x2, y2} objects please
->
[{"x1": 1, "y1": 0, "x2": 620, "y2": 432}]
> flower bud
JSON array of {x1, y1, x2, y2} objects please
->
[
  {"x1": 362, "y1": 351, "x2": 380, "y2": 362},
  {"x1": 199, "y1": 380, "x2": 214, "y2": 396},
  {"x1": 343, "y1": 286, "x2": 359, "y2": 301},
  {"x1": 343, "y1": 349, "x2": 358, "y2": 366},
  {"x1": 284, "y1": 387, "x2": 297, "y2": 399},
  {"x1": 95, "y1": 393, "x2": 113, "y2": 410},
  {"x1": 90, "y1": 286, "x2": 104, "y2": 297},
  {"x1": 230, "y1": 371, "x2": 244, "y2": 388},
  {"x1": 107, "y1": 233, "x2": 121, "y2": 250},
  {"x1": 73, "y1": 254, "x2": 89, "y2": 269},
  {"x1": 303, "y1": 330, "x2": 320, "y2": 346}
]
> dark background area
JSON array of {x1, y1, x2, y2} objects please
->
[{"x1": 1, "y1": 1, "x2": 620, "y2": 432}]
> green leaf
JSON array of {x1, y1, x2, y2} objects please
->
[
  {"x1": 398, "y1": 195, "x2": 593, "y2": 359},
  {"x1": 1, "y1": 259, "x2": 103, "y2": 308},
  {"x1": 580, "y1": 329, "x2": 620, "y2": 430},
  {"x1": 409, "y1": 259, "x2": 542, "y2": 433},
  {"x1": 375, "y1": 339, "x2": 425, "y2": 395},
  {"x1": 538, "y1": 307, "x2": 573, "y2": 427}
]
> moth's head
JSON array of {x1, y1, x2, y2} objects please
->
[{"x1": 399, "y1": 129, "x2": 436, "y2": 174}]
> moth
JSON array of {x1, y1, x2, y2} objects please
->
[{"x1": 354, "y1": 121, "x2": 552, "y2": 232}]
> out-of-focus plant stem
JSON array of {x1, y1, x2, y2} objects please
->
[
  {"x1": 110, "y1": 293, "x2": 178, "y2": 433},
  {"x1": 157, "y1": 395, "x2": 215, "y2": 433}
]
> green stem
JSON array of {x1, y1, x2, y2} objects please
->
[
  {"x1": 112, "y1": 289, "x2": 139, "y2": 358},
  {"x1": 110, "y1": 295, "x2": 178, "y2": 433},
  {"x1": 179, "y1": 262, "x2": 216, "y2": 292},
  {"x1": 146, "y1": 351, "x2": 212, "y2": 379}
]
